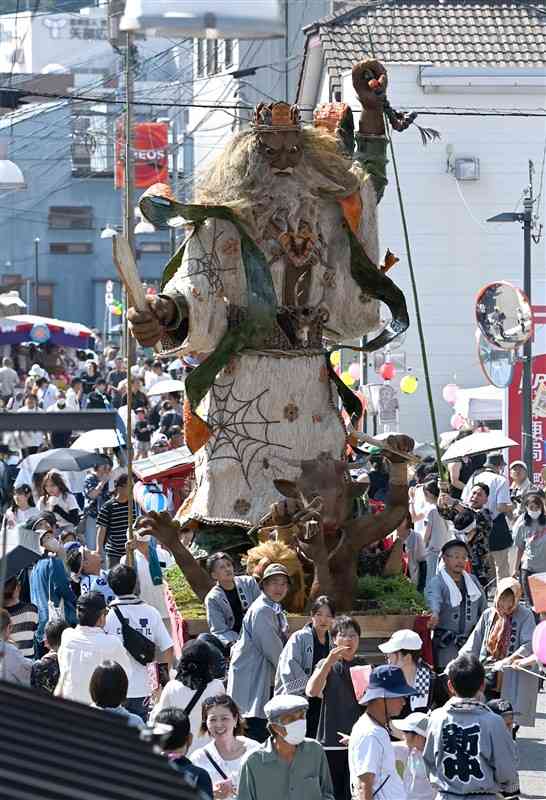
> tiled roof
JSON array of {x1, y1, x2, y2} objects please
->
[{"x1": 310, "y1": 0, "x2": 546, "y2": 84}]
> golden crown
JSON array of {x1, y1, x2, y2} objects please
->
[{"x1": 251, "y1": 101, "x2": 302, "y2": 131}]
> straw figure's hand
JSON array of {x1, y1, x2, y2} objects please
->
[{"x1": 127, "y1": 295, "x2": 177, "y2": 347}]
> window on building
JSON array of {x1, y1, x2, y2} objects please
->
[
  {"x1": 138, "y1": 241, "x2": 171, "y2": 254},
  {"x1": 37, "y1": 283, "x2": 54, "y2": 317},
  {"x1": 71, "y1": 103, "x2": 111, "y2": 176},
  {"x1": 49, "y1": 242, "x2": 94, "y2": 255},
  {"x1": 48, "y1": 206, "x2": 95, "y2": 230},
  {"x1": 1, "y1": 273, "x2": 23, "y2": 289},
  {"x1": 196, "y1": 38, "x2": 205, "y2": 77},
  {"x1": 206, "y1": 39, "x2": 218, "y2": 75},
  {"x1": 224, "y1": 39, "x2": 234, "y2": 68}
]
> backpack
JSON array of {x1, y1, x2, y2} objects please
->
[{"x1": 112, "y1": 604, "x2": 156, "y2": 666}]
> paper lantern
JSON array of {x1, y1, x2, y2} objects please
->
[
  {"x1": 341, "y1": 370, "x2": 356, "y2": 386},
  {"x1": 532, "y1": 619, "x2": 546, "y2": 663},
  {"x1": 348, "y1": 362, "x2": 361, "y2": 381},
  {"x1": 442, "y1": 383, "x2": 459, "y2": 405},
  {"x1": 331, "y1": 350, "x2": 341, "y2": 367},
  {"x1": 400, "y1": 374, "x2": 418, "y2": 395},
  {"x1": 379, "y1": 362, "x2": 396, "y2": 381},
  {"x1": 450, "y1": 413, "x2": 465, "y2": 430}
]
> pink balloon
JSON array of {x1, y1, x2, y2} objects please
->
[
  {"x1": 450, "y1": 413, "x2": 465, "y2": 430},
  {"x1": 442, "y1": 383, "x2": 459, "y2": 405},
  {"x1": 348, "y1": 362, "x2": 361, "y2": 381},
  {"x1": 532, "y1": 620, "x2": 546, "y2": 663}
]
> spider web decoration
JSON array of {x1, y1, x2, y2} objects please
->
[
  {"x1": 184, "y1": 220, "x2": 236, "y2": 297},
  {"x1": 206, "y1": 379, "x2": 291, "y2": 487}
]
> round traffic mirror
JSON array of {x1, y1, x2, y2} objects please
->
[{"x1": 475, "y1": 281, "x2": 532, "y2": 351}]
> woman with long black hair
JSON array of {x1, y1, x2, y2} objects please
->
[
  {"x1": 149, "y1": 639, "x2": 225, "y2": 753},
  {"x1": 38, "y1": 470, "x2": 80, "y2": 532}
]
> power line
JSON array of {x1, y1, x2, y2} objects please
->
[{"x1": 4, "y1": 84, "x2": 546, "y2": 116}]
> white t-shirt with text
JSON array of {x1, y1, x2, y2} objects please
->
[{"x1": 104, "y1": 595, "x2": 173, "y2": 698}]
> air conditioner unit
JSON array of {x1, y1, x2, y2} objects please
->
[{"x1": 120, "y1": 0, "x2": 285, "y2": 39}]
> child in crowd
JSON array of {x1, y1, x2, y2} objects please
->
[
  {"x1": 424, "y1": 654, "x2": 519, "y2": 800},
  {"x1": 134, "y1": 407, "x2": 153, "y2": 459},
  {"x1": 155, "y1": 707, "x2": 213, "y2": 800},
  {"x1": 89, "y1": 660, "x2": 144, "y2": 729},
  {"x1": 30, "y1": 618, "x2": 70, "y2": 695},
  {"x1": 395, "y1": 513, "x2": 427, "y2": 592},
  {"x1": 392, "y1": 712, "x2": 436, "y2": 800}
]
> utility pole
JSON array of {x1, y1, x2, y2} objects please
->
[
  {"x1": 107, "y1": 1, "x2": 136, "y2": 549},
  {"x1": 487, "y1": 177, "x2": 534, "y2": 476},
  {"x1": 284, "y1": 0, "x2": 289, "y2": 102},
  {"x1": 522, "y1": 191, "x2": 533, "y2": 475}
]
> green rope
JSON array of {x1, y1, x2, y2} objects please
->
[{"x1": 366, "y1": 28, "x2": 445, "y2": 477}]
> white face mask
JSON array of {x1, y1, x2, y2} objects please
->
[
  {"x1": 281, "y1": 718, "x2": 306, "y2": 746},
  {"x1": 528, "y1": 509, "x2": 542, "y2": 520}
]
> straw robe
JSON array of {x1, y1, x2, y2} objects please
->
[{"x1": 161, "y1": 175, "x2": 382, "y2": 529}]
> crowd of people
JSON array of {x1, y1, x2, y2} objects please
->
[{"x1": 1, "y1": 346, "x2": 545, "y2": 800}]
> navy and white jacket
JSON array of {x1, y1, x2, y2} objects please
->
[
  {"x1": 204, "y1": 576, "x2": 260, "y2": 647},
  {"x1": 275, "y1": 623, "x2": 331, "y2": 696}
]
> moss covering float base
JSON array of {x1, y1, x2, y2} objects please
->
[{"x1": 167, "y1": 568, "x2": 425, "y2": 638}]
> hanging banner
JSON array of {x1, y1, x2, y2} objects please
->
[
  {"x1": 508, "y1": 353, "x2": 546, "y2": 488},
  {"x1": 115, "y1": 120, "x2": 169, "y2": 189}
]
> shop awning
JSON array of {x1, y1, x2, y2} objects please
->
[{"x1": 0, "y1": 313, "x2": 94, "y2": 348}]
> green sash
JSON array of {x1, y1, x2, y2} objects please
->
[{"x1": 139, "y1": 196, "x2": 409, "y2": 422}]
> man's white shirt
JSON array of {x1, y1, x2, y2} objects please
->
[{"x1": 56, "y1": 625, "x2": 132, "y2": 705}]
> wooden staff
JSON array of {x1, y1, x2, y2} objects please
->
[{"x1": 113, "y1": 235, "x2": 150, "y2": 565}]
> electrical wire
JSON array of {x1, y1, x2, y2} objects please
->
[{"x1": 5, "y1": 84, "x2": 546, "y2": 116}]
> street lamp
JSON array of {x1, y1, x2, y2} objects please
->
[
  {"x1": 100, "y1": 224, "x2": 117, "y2": 239},
  {"x1": 0, "y1": 143, "x2": 26, "y2": 191},
  {"x1": 134, "y1": 218, "x2": 155, "y2": 235},
  {"x1": 486, "y1": 195, "x2": 533, "y2": 473}
]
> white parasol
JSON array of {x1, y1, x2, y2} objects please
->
[
  {"x1": 71, "y1": 429, "x2": 126, "y2": 450},
  {"x1": 441, "y1": 430, "x2": 518, "y2": 463},
  {"x1": 146, "y1": 378, "x2": 185, "y2": 396}
]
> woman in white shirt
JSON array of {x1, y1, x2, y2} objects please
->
[
  {"x1": 1, "y1": 484, "x2": 37, "y2": 532},
  {"x1": 149, "y1": 639, "x2": 225, "y2": 754},
  {"x1": 191, "y1": 695, "x2": 260, "y2": 799},
  {"x1": 38, "y1": 470, "x2": 80, "y2": 532}
]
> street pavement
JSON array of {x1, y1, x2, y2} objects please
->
[{"x1": 519, "y1": 685, "x2": 546, "y2": 799}]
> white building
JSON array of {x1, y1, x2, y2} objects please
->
[
  {"x1": 186, "y1": 1, "x2": 332, "y2": 184},
  {"x1": 0, "y1": 5, "x2": 186, "y2": 91},
  {"x1": 297, "y1": 0, "x2": 546, "y2": 441}
]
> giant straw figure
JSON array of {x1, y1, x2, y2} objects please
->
[{"x1": 129, "y1": 60, "x2": 414, "y2": 557}]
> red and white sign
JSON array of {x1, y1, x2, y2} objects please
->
[
  {"x1": 508, "y1": 352, "x2": 546, "y2": 488},
  {"x1": 115, "y1": 120, "x2": 169, "y2": 189}
]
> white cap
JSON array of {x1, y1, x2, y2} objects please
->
[
  {"x1": 264, "y1": 694, "x2": 308, "y2": 722},
  {"x1": 378, "y1": 629, "x2": 423, "y2": 654},
  {"x1": 392, "y1": 712, "x2": 429, "y2": 737},
  {"x1": 28, "y1": 363, "x2": 45, "y2": 378}
]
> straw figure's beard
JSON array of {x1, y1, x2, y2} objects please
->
[{"x1": 239, "y1": 155, "x2": 347, "y2": 245}]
